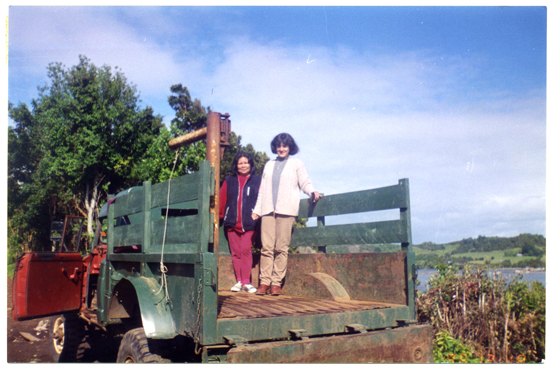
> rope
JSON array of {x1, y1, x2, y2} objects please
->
[{"x1": 154, "y1": 149, "x2": 180, "y2": 303}]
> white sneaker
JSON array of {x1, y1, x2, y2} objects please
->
[
  {"x1": 231, "y1": 282, "x2": 242, "y2": 292},
  {"x1": 243, "y1": 284, "x2": 257, "y2": 293}
]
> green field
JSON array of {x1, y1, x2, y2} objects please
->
[{"x1": 412, "y1": 234, "x2": 545, "y2": 269}]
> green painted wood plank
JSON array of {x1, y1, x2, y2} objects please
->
[
  {"x1": 150, "y1": 216, "x2": 199, "y2": 245},
  {"x1": 201, "y1": 252, "x2": 219, "y2": 344},
  {"x1": 215, "y1": 305, "x2": 411, "y2": 345},
  {"x1": 290, "y1": 220, "x2": 409, "y2": 246},
  {"x1": 399, "y1": 178, "x2": 412, "y2": 250},
  {"x1": 111, "y1": 187, "x2": 145, "y2": 218},
  {"x1": 107, "y1": 197, "x2": 115, "y2": 256},
  {"x1": 297, "y1": 180, "x2": 408, "y2": 219},
  {"x1": 142, "y1": 181, "x2": 152, "y2": 254},
  {"x1": 106, "y1": 252, "x2": 203, "y2": 264},
  {"x1": 147, "y1": 243, "x2": 200, "y2": 254},
  {"x1": 111, "y1": 224, "x2": 143, "y2": 247},
  {"x1": 196, "y1": 161, "x2": 213, "y2": 254},
  {"x1": 150, "y1": 172, "x2": 201, "y2": 208}
]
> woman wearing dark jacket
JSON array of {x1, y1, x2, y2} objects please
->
[{"x1": 219, "y1": 152, "x2": 261, "y2": 293}]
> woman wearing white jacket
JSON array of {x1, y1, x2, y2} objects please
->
[{"x1": 252, "y1": 133, "x2": 321, "y2": 296}]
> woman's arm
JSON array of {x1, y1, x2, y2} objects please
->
[{"x1": 296, "y1": 159, "x2": 315, "y2": 196}]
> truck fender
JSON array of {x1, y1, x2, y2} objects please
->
[{"x1": 115, "y1": 276, "x2": 177, "y2": 339}]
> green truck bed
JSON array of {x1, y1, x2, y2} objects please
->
[{"x1": 97, "y1": 160, "x2": 432, "y2": 362}]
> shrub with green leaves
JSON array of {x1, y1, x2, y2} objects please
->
[{"x1": 417, "y1": 264, "x2": 545, "y2": 363}]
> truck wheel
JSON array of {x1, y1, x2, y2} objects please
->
[
  {"x1": 116, "y1": 327, "x2": 170, "y2": 363},
  {"x1": 49, "y1": 313, "x2": 89, "y2": 362}
]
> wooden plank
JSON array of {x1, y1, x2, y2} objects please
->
[
  {"x1": 107, "y1": 252, "x2": 202, "y2": 264},
  {"x1": 147, "y1": 243, "x2": 199, "y2": 254},
  {"x1": 290, "y1": 219, "x2": 409, "y2": 247},
  {"x1": 216, "y1": 305, "x2": 412, "y2": 345},
  {"x1": 297, "y1": 181, "x2": 408, "y2": 219},
  {"x1": 196, "y1": 161, "x2": 213, "y2": 254},
  {"x1": 399, "y1": 178, "x2": 412, "y2": 249},
  {"x1": 111, "y1": 223, "x2": 143, "y2": 248},
  {"x1": 112, "y1": 187, "x2": 144, "y2": 218},
  {"x1": 150, "y1": 216, "x2": 200, "y2": 245},
  {"x1": 150, "y1": 172, "x2": 201, "y2": 208},
  {"x1": 216, "y1": 291, "x2": 396, "y2": 320},
  {"x1": 142, "y1": 181, "x2": 151, "y2": 254}
]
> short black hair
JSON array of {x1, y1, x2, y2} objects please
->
[
  {"x1": 270, "y1": 133, "x2": 299, "y2": 155},
  {"x1": 230, "y1": 152, "x2": 257, "y2": 176}
]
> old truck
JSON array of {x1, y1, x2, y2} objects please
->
[{"x1": 12, "y1": 112, "x2": 433, "y2": 363}]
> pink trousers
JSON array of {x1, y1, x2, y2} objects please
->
[{"x1": 226, "y1": 229, "x2": 255, "y2": 285}]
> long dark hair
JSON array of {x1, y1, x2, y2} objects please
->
[
  {"x1": 230, "y1": 152, "x2": 257, "y2": 176},
  {"x1": 270, "y1": 133, "x2": 299, "y2": 155}
]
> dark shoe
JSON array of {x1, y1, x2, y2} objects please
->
[
  {"x1": 256, "y1": 284, "x2": 270, "y2": 295},
  {"x1": 271, "y1": 285, "x2": 282, "y2": 296}
]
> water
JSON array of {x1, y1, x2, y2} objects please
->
[{"x1": 416, "y1": 268, "x2": 546, "y2": 292}]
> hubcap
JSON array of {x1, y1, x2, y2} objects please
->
[{"x1": 52, "y1": 317, "x2": 65, "y2": 354}]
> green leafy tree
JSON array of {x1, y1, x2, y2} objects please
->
[
  {"x1": 166, "y1": 85, "x2": 269, "y2": 181},
  {"x1": 132, "y1": 124, "x2": 206, "y2": 184},
  {"x1": 168, "y1": 84, "x2": 209, "y2": 135},
  {"x1": 8, "y1": 55, "x2": 163, "y2": 250}
]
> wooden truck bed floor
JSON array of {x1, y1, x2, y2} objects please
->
[{"x1": 217, "y1": 291, "x2": 403, "y2": 320}]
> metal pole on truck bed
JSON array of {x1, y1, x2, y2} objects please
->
[
  {"x1": 206, "y1": 112, "x2": 221, "y2": 254},
  {"x1": 168, "y1": 112, "x2": 231, "y2": 256}
]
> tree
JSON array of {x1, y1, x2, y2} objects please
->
[
  {"x1": 132, "y1": 124, "x2": 206, "y2": 184},
  {"x1": 168, "y1": 84, "x2": 209, "y2": 135},
  {"x1": 219, "y1": 131, "x2": 269, "y2": 180},
  {"x1": 166, "y1": 85, "x2": 269, "y2": 181},
  {"x1": 8, "y1": 55, "x2": 163, "y2": 250}
]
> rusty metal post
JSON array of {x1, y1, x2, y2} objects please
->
[
  {"x1": 168, "y1": 127, "x2": 207, "y2": 150},
  {"x1": 167, "y1": 112, "x2": 230, "y2": 256},
  {"x1": 206, "y1": 112, "x2": 221, "y2": 255}
]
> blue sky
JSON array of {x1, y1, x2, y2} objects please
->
[{"x1": 5, "y1": 5, "x2": 547, "y2": 244}]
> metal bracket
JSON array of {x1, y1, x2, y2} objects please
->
[
  {"x1": 203, "y1": 268, "x2": 216, "y2": 286},
  {"x1": 223, "y1": 335, "x2": 248, "y2": 347},
  {"x1": 344, "y1": 324, "x2": 367, "y2": 333},
  {"x1": 288, "y1": 329, "x2": 309, "y2": 340}
]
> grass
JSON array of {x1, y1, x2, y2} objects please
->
[{"x1": 413, "y1": 244, "x2": 545, "y2": 268}]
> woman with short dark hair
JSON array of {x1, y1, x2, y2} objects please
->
[{"x1": 252, "y1": 133, "x2": 321, "y2": 295}]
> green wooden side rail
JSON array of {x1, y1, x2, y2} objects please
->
[
  {"x1": 107, "y1": 160, "x2": 215, "y2": 257},
  {"x1": 291, "y1": 179, "x2": 412, "y2": 250}
]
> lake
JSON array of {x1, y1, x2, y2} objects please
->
[{"x1": 416, "y1": 268, "x2": 546, "y2": 292}]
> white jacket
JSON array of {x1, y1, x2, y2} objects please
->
[{"x1": 252, "y1": 157, "x2": 315, "y2": 217}]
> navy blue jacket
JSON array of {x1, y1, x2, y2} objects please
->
[{"x1": 223, "y1": 175, "x2": 261, "y2": 232}]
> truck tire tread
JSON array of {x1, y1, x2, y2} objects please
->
[{"x1": 116, "y1": 327, "x2": 170, "y2": 363}]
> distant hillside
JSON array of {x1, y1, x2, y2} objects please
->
[{"x1": 413, "y1": 233, "x2": 546, "y2": 269}]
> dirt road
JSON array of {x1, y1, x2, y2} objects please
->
[
  {"x1": 7, "y1": 277, "x2": 54, "y2": 363},
  {"x1": 7, "y1": 277, "x2": 119, "y2": 363}
]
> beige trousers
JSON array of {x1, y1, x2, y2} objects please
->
[{"x1": 259, "y1": 213, "x2": 296, "y2": 286}]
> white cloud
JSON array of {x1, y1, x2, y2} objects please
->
[{"x1": 193, "y1": 38, "x2": 545, "y2": 243}]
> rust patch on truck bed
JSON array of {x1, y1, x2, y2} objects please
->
[
  {"x1": 217, "y1": 291, "x2": 399, "y2": 319},
  {"x1": 218, "y1": 252, "x2": 409, "y2": 305}
]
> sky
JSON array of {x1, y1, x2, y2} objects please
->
[{"x1": 4, "y1": 4, "x2": 547, "y2": 245}]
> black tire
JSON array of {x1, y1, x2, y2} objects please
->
[
  {"x1": 116, "y1": 327, "x2": 170, "y2": 363},
  {"x1": 49, "y1": 313, "x2": 90, "y2": 362}
]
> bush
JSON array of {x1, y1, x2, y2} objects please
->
[
  {"x1": 433, "y1": 330, "x2": 482, "y2": 363},
  {"x1": 417, "y1": 264, "x2": 545, "y2": 363}
]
